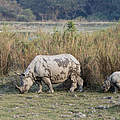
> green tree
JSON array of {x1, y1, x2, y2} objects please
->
[
  {"x1": 66, "y1": 21, "x2": 76, "y2": 32},
  {"x1": 18, "y1": 9, "x2": 36, "y2": 21}
]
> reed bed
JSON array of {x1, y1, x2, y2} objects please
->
[{"x1": 0, "y1": 24, "x2": 120, "y2": 89}]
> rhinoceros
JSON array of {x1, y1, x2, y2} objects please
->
[
  {"x1": 16, "y1": 54, "x2": 83, "y2": 94},
  {"x1": 102, "y1": 71, "x2": 120, "y2": 93}
]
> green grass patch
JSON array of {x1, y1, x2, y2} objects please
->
[{"x1": 0, "y1": 78, "x2": 119, "y2": 120}]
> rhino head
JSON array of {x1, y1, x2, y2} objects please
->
[
  {"x1": 16, "y1": 73, "x2": 34, "y2": 94},
  {"x1": 102, "y1": 78, "x2": 111, "y2": 92}
]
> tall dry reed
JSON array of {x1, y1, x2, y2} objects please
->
[{"x1": 0, "y1": 24, "x2": 120, "y2": 89}]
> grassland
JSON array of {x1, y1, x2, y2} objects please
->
[
  {"x1": 0, "y1": 79, "x2": 120, "y2": 120},
  {"x1": 0, "y1": 21, "x2": 120, "y2": 119}
]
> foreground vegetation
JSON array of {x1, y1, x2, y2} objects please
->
[
  {"x1": 0, "y1": 21, "x2": 120, "y2": 88},
  {"x1": 0, "y1": 80, "x2": 120, "y2": 120},
  {"x1": 0, "y1": 22, "x2": 120, "y2": 119}
]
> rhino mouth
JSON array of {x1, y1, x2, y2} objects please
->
[
  {"x1": 102, "y1": 87, "x2": 109, "y2": 93},
  {"x1": 15, "y1": 85, "x2": 26, "y2": 94},
  {"x1": 101, "y1": 86, "x2": 106, "y2": 92}
]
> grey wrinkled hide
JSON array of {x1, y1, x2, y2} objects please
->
[
  {"x1": 17, "y1": 54, "x2": 83, "y2": 93},
  {"x1": 102, "y1": 71, "x2": 120, "y2": 93}
]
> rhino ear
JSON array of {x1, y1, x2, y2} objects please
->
[{"x1": 21, "y1": 73, "x2": 25, "y2": 76}]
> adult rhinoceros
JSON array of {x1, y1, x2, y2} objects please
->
[{"x1": 16, "y1": 54, "x2": 83, "y2": 93}]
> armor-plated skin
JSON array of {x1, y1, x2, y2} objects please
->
[
  {"x1": 102, "y1": 71, "x2": 120, "y2": 93},
  {"x1": 16, "y1": 54, "x2": 83, "y2": 93}
]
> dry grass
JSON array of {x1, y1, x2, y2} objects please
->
[
  {"x1": 0, "y1": 23, "x2": 120, "y2": 89},
  {"x1": 0, "y1": 23, "x2": 120, "y2": 119}
]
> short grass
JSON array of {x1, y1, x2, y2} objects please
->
[{"x1": 0, "y1": 76, "x2": 120, "y2": 120}]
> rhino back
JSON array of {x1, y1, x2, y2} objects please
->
[
  {"x1": 110, "y1": 71, "x2": 120, "y2": 83},
  {"x1": 33, "y1": 54, "x2": 80, "y2": 83}
]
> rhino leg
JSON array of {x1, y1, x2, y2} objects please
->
[
  {"x1": 113, "y1": 86, "x2": 118, "y2": 94},
  {"x1": 113, "y1": 82, "x2": 120, "y2": 93},
  {"x1": 37, "y1": 81, "x2": 43, "y2": 93},
  {"x1": 70, "y1": 73, "x2": 77, "y2": 92},
  {"x1": 70, "y1": 82, "x2": 77, "y2": 92},
  {"x1": 77, "y1": 76, "x2": 83, "y2": 92},
  {"x1": 42, "y1": 77, "x2": 54, "y2": 93}
]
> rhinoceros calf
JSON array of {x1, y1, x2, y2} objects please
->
[
  {"x1": 16, "y1": 54, "x2": 83, "y2": 93},
  {"x1": 102, "y1": 71, "x2": 120, "y2": 93}
]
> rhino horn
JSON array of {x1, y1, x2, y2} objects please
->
[{"x1": 15, "y1": 85, "x2": 23, "y2": 93}]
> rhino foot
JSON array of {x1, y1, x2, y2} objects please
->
[
  {"x1": 37, "y1": 90, "x2": 43, "y2": 94},
  {"x1": 48, "y1": 89, "x2": 54, "y2": 93},
  {"x1": 70, "y1": 87, "x2": 75, "y2": 92},
  {"x1": 78, "y1": 86, "x2": 83, "y2": 92}
]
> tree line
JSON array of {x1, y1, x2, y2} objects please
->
[{"x1": 0, "y1": 0, "x2": 120, "y2": 21}]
